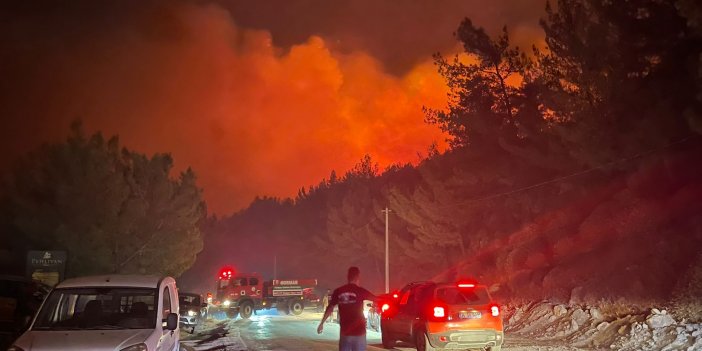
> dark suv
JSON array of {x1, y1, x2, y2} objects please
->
[
  {"x1": 380, "y1": 281, "x2": 503, "y2": 351},
  {"x1": 0, "y1": 276, "x2": 50, "y2": 350},
  {"x1": 179, "y1": 293, "x2": 207, "y2": 333}
]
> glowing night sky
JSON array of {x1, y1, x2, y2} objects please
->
[{"x1": 0, "y1": 0, "x2": 544, "y2": 213}]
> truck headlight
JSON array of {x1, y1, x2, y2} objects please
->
[
  {"x1": 223, "y1": 300, "x2": 231, "y2": 306},
  {"x1": 188, "y1": 310, "x2": 197, "y2": 316}
]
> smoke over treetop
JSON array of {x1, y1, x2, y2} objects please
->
[
  {"x1": 0, "y1": 1, "x2": 543, "y2": 214},
  {"x1": 217, "y1": 0, "x2": 546, "y2": 74}
]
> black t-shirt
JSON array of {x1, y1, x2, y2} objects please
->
[{"x1": 330, "y1": 283, "x2": 375, "y2": 336}]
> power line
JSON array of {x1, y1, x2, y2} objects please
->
[
  {"x1": 338, "y1": 135, "x2": 697, "y2": 227},
  {"x1": 347, "y1": 216, "x2": 381, "y2": 234},
  {"x1": 435, "y1": 135, "x2": 697, "y2": 209}
]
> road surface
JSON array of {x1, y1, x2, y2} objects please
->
[{"x1": 181, "y1": 310, "x2": 587, "y2": 351}]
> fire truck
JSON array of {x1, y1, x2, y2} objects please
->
[{"x1": 211, "y1": 267, "x2": 320, "y2": 319}]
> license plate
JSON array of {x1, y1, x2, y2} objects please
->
[{"x1": 459, "y1": 311, "x2": 481, "y2": 319}]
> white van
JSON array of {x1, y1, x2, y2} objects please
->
[{"x1": 8, "y1": 275, "x2": 180, "y2": 351}]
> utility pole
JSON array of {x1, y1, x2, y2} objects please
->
[{"x1": 382, "y1": 207, "x2": 391, "y2": 293}]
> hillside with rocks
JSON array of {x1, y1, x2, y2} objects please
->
[{"x1": 504, "y1": 302, "x2": 702, "y2": 351}]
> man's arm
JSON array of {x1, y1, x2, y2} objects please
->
[
  {"x1": 320, "y1": 303, "x2": 334, "y2": 324},
  {"x1": 363, "y1": 287, "x2": 378, "y2": 302}
]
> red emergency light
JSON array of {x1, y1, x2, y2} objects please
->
[{"x1": 218, "y1": 266, "x2": 235, "y2": 280}]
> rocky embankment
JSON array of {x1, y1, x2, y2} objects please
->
[{"x1": 504, "y1": 302, "x2": 702, "y2": 350}]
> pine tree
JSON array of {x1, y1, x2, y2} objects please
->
[
  {"x1": 426, "y1": 18, "x2": 530, "y2": 149},
  {"x1": 1, "y1": 123, "x2": 206, "y2": 277}
]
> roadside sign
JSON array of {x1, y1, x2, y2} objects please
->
[{"x1": 26, "y1": 250, "x2": 67, "y2": 287}]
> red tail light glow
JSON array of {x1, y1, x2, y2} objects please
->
[
  {"x1": 381, "y1": 303, "x2": 390, "y2": 313},
  {"x1": 491, "y1": 305, "x2": 500, "y2": 317},
  {"x1": 433, "y1": 306, "x2": 446, "y2": 318}
]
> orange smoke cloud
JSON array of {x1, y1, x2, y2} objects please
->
[{"x1": 1, "y1": 3, "x2": 449, "y2": 214}]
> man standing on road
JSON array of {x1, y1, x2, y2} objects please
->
[
  {"x1": 317, "y1": 267, "x2": 376, "y2": 351},
  {"x1": 320, "y1": 289, "x2": 332, "y2": 315}
]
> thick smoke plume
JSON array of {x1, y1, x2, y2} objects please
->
[{"x1": 0, "y1": 1, "x2": 543, "y2": 213}]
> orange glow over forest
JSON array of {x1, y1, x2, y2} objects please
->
[{"x1": 0, "y1": 2, "x2": 547, "y2": 214}]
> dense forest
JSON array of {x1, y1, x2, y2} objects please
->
[
  {"x1": 0, "y1": 123, "x2": 207, "y2": 277},
  {"x1": 181, "y1": 0, "x2": 702, "y2": 316}
]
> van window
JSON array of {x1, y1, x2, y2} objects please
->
[
  {"x1": 162, "y1": 287, "x2": 171, "y2": 316},
  {"x1": 32, "y1": 288, "x2": 157, "y2": 330},
  {"x1": 249, "y1": 277, "x2": 259, "y2": 286}
]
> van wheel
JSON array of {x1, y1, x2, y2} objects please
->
[
  {"x1": 381, "y1": 330, "x2": 396, "y2": 349},
  {"x1": 290, "y1": 300, "x2": 304, "y2": 315},
  {"x1": 240, "y1": 302, "x2": 254, "y2": 319},
  {"x1": 415, "y1": 331, "x2": 436, "y2": 351}
]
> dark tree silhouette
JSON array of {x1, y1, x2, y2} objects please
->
[{"x1": 1, "y1": 123, "x2": 206, "y2": 277}]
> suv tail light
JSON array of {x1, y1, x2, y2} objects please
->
[
  {"x1": 427, "y1": 301, "x2": 448, "y2": 321},
  {"x1": 433, "y1": 306, "x2": 446, "y2": 318},
  {"x1": 490, "y1": 305, "x2": 500, "y2": 317}
]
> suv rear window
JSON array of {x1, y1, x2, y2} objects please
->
[
  {"x1": 435, "y1": 287, "x2": 490, "y2": 305},
  {"x1": 179, "y1": 294, "x2": 201, "y2": 306}
]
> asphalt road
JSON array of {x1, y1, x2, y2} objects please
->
[{"x1": 181, "y1": 310, "x2": 586, "y2": 351}]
